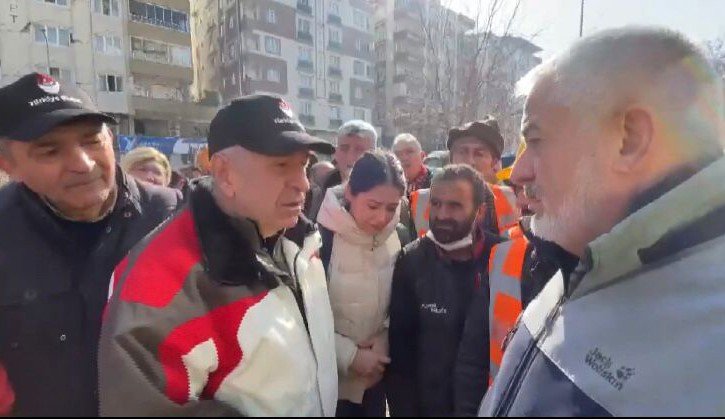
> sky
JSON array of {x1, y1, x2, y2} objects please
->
[{"x1": 449, "y1": 0, "x2": 725, "y2": 58}]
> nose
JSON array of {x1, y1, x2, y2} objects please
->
[
  {"x1": 66, "y1": 146, "x2": 95, "y2": 173},
  {"x1": 510, "y1": 147, "x2": 533, "y2": 187}
]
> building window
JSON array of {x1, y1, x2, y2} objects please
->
[
  {"x1": 354, "y1": 108, "x2": 366, "y2": 120},
  {"x1": 97, "y1": 74, "x2": 123, "y2": 92},
  {"x1": 267, "y1": 68, "x2": 281, "y2": 82},
  {"x1": 93, "y1": 35, "x2": 122, "y2": 55},
  {"x1": 354, "y1": 60, "x2": 365, "y2": 77},
  {"x1": 366, "y1": 65, "x2": 374, "y2": 79},
  {"x1": 301, "y1": 101, "x2": 313, "y2": 116},
  {"x1": 356, "y1": 39, "x2": 370, "y2": 53},
  {"x1": 329, "y1": 28, "x2": 342, "y2": 44},
  {"x1": 40, "y1": 0, "x2": 68, "y2": 6},
  {"x1": 47, "y1": 67, "x2": 73, "y2": 82},
  {"x1": 297, "y1": 18, "x2": 311, "y2": 35},
  {"x1": 246, "y1": 36, "x2": 260, "y2": 51},
  {"x1": 353, "y1": 9, "x2": 369, "y2": 30},
  {"x1": 330, "y1": 106, "x2": 341, "y2": 120},
  {"x1": 299, "y1": 47, "x2": 313, "y2": 62},
  {"x1": 229, "y1": 16, "x2": 235, "y2": 29},
  {"x1": 330, "y1": 81, "x2": 341, "y2": 94},
  {"x1": 231, "y1": 72, "x2": 237, "y2": 86},
  {"x1": 267, "y1": 9, "x2": 277, "y2": 24},
  {"x1": 330, "y1": 1, "x2": 340, "y2": 16},
  {"x1": 129, "y1": 0, "x2": 189, "y2": 33},
  {"x1": 300, "y1": 75, "x2": 313, "y2": 88},
  {"x1": 354, "y1": 86, "x2": 363, "y2": 99},
  {"x1": 330, "y1": 55, "x2": 341, "y2": 68},
  {"x1": 34, "y1": 25, "x2": 71, "y2": 47},
  {"x1": 265, "y1": 36, "x2": 281, "y2": 56},
  {"x1": 93, "y1": 0, "x2": 120, "y2": 17},
  {"x1": 131, "y1": 37, "x2": 191, "y2": 67}
]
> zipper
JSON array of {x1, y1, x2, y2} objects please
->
[{"x1": 493, "y1": 294, "x2": 566, "y2": 416}]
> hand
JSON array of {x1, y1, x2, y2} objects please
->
[
  {"x1": 351, "y1": 348, "x2": 391, "y2": 378},
  {"x1": 359, "y1": 333, "x2": 388, "y2": 357}
]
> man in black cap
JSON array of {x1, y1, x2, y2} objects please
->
[
  {"x1": 99, "y1": 95, "x2": 339, "y2": 416},
  {"x1": 0, "y1": 73, "x2": 182, "y2": 416}
]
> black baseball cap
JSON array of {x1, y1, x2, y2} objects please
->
[
  {"x1": 208, "y1": 94, "x2": 334, "y2": 156},
  {"x1": 447, "y1": 115, "x2": 504, "y2": 159},
  {"x1": 0, "y1": 73, "x2": 116, "y2": 141}
]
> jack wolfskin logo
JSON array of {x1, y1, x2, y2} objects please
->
[
  {"x1": 421, "y1": 303, "x2": 447, "y2": 315},
  {"x1": 585, "y1": 347, "x2": 635, "y2": 391}
]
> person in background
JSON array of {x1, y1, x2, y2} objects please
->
[
  {"x1": 317, "y1": 151, "x2": 411, "y2": 417},
  {"x1": 120, "y1": 146, "x2": 172, "y2": 187},
  {"x1": 392, "y1": 133, "x2": 433, "y2": 197},
  {"x1": 308, "y1": 120, "x2": 377, "y2": 221},
  {"x1": 0, "y1": 73, "x2": 182, "y2": 416},
  {"x1": 195, "y1": 145, "x2": 211, "y2": 176},
  {"x1": 311, "y1": 160, "x2": 336, "y2": 188},
  {"x1": 99, "y1": 94, "x2": 339, "y2": 416},
  {"x1": 387, "y1": 164, "x2": 503, "y2": 416},
  {"x1": 305, "y1": 160, "x2": 337, "y2": 219}
]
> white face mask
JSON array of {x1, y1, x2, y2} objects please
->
[{"x1": 425, "y1": 229, "x2": 474, "y2": 252}]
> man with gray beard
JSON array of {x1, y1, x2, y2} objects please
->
[{"x1": 479, "y1": 26, "x2": 725, "y2": 416}]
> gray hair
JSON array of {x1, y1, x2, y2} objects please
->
[
  {"x1": 392, "y1": 133, "x2": 422, "y2": 152},
  {"x1": 516, "y1": 26, "x2": 724, "y2": 152},
  {"x1": 338, "y1": 119, "x2": 378, "y2": 147}
]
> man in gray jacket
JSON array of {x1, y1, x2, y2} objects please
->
[{"x1": 480, "y1": 27, "x2": 725, "y2": 416}]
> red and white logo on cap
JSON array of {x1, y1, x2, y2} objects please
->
[
  {"x1": 37, "y1": 73, "x2": 60, "y2": 94},
  {"x1": 279, "y1": 99, "x2": 296, "y2": 118}
]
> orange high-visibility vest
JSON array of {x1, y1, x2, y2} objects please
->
[
  {"x1": 490, "y1": 184, "x2": 518, "y2": 235},
  {"x1": 506, "y1": 224, "x2": 524, "y2": 240},
  {"x1": 488, "y1": 235, "x2": 529, "y2": 384},
  {"x1": 409, "y1": 188, "x2": 430, "y2": 237}
]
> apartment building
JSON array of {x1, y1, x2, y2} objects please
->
[
  {"x1": 0, "y1": 0, "x2": 131, "y2": 132},
  {"x1": 373, "y1": 0, "x2": 474, "y2": 147},
  {"x1": 192, "y1": 0, "x2": 376, "y2": 140},
  {"x1": 128, "y1": 0, "x2": 216, "y2": 137}
]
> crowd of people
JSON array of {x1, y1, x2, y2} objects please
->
[{"x1": 0, "y1": 25, "x2": 723, "y2": 417}]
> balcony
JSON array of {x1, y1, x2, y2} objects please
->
[
  {"x1": 131, "y1": 95, "x2": 217, "y2": 122},
  {"x1": 297, "y1": 31, "x2": 313, "y2": 44},
  {"x1": 327, "y1": 14, "x2": 342, "y2": 26},
  {"x1": 299, "y1": 87, "x2": 314, "y2": 98},
  {"x1": 130, "y1": 12, "x2": 189, "y2": 33},
  {"x1": 328, "y1": 40, "x2": 343, "y2": 52},
  {"x1": 393, "y1": 73, "x2": 407, "y2": 83},
  {"x1": 394, "y1": 29, "x2": 424, "y2": 46},
  {"x1": 297, "y1": 1, "x2": 312, "y2": 15},
  {"x1": 328, "y1": 93, "x2": 343, "y2": 103},
  {"x1": 328, "y1": 66, "x2": 342, "y2": 78},
  {"x1": 299, "y1": 114, "x2": 315, "y2": 126},
  {"x1": 297, "y1": 59, "x2": 314, "y2": 73},
  {"x1": 329, "y1": 118, "x2": 343, "y2": 129}
]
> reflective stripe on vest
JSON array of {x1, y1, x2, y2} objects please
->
[
  {"x1": 488, "y1": 236, "x2": 528, "y2": 383},
  {"x1": 410, "y1": 188, "x2": 430, "y2": 237},
  {"x1": 490, "y1": 184, "x2": 518, "y2": 234}
]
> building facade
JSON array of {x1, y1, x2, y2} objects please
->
[
  {"x1": 0, "y1": 0, "x2": 215, "y2": 138},
  {"x1": 192, "y1": 0, "x2": 376, "y2": 141}
]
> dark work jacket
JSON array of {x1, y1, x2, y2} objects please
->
[
  {"x1": 0, "y1": 169, "x2": 182, "y2": 416},
  {"x1": 387, "y1": 232, "x2": 503, "y2": 417}
]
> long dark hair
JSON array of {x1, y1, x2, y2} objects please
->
[{"x1": 348, "y1": 150, "x2": 406, "y2": 196}]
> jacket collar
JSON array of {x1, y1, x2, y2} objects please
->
[
  {"x1": 188, "y1": 177, "x2": 317, "y2": 289},
  {"x1": 571, "y1": 155, "x2": 725, "y2": 299}
]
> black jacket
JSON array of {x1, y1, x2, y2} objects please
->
[
  {"x1": 453, "y1": 221, "x2": 575, "y2": 416},
  {"x1": 0, "y1": 169, "x2": 182, "y2": 416},
  {"x1": 387, "y1": 232, "x2": 502, "y2": 417}
]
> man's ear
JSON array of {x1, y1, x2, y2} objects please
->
[
  {"x1": 614, "y1": 107, "x2": 654, "y2": 173},
  {"x1": 0, "y1": 146, "x2": 18, "y2": 181},
  {"x1": 210, "y1": 152, "x2": 235, "y2": 199}
]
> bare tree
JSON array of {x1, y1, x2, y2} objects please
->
[
  {"x1": 388, "y1": 0, "x2": 534, "y2": 152},
  {"x1": 704, "y1": 38, "x2": 725, "y2": 78}
]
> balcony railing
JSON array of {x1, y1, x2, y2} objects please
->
[
  {"x1": 329, "y1": 118, "x2": 343, "y2": 129},
  {"x1": 299, "y1": 87, "x2": 314, "y2": 98},
  {"x1": 327, "y1": 14, "x2": 342, "y2": 25},
  {"x1": 329, "y1": 93, "x2": 343, "y2": 103},
  {"x1": 297, "y1": 31, "x2": 313, "y2": 44},
  {"x1": 130, "y1": 13, "x2": 189, "y2": 33},
  {"x1": 328, "y1": 40, "x2": 343, "y2": 52},
  {"x1": 297, "y1": 1, "x2": 312, "y2": 15},
  {"x1": 297, "y1": 59, "x2": 314, "y2": 72},
  {"x1": 328, "y1": 66, "x2": 342, "y2": 77}
]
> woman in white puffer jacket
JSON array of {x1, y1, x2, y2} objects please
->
[{"x1": 317, "y1": 151, "x2": 409, "y2": 417}]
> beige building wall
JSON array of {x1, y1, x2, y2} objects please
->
[{"x1": 0, "y1": 0, "x2": 130, "y2": 131}]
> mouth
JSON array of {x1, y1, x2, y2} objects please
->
[
  {"x1": 65, "y1": 177, "x2": 102, "y2": 189},
  {"x1": 281, "y1": 201, "x2": 304, "y2": 211}
]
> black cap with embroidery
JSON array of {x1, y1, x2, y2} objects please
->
[
  {"x1": 208, "y1": 94, "x2": 335, "y2": 156},
  {"x1": 0, "y1": 72, "x2": 116, "y2": 141}
]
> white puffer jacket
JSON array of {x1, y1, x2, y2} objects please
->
[{"x1": 317, "y1": 185, "x2": 402, "y2": 403}]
